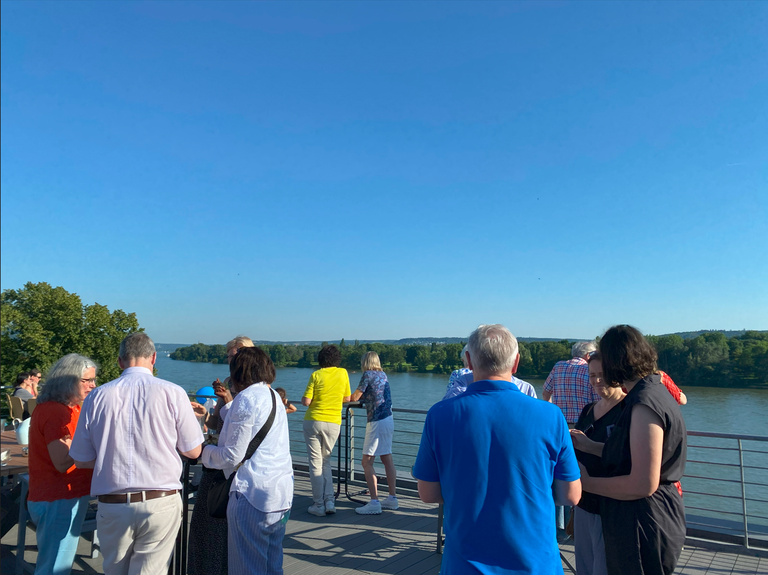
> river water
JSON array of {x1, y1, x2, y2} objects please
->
[{"x1": 154, "y1": 352, "x2": 768, "y2": 437}]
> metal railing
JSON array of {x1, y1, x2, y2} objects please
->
[{"x1": 191, "y1": 394, "x2": 768, "y2": 552}]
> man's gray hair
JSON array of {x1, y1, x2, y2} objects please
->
[
  {"x1": 572, "y1": 341, "x2": 598, "y2": 358},
  {"x1": 467, "y1": 324, "x2": 519, "y2": 375},
  {"x1": 119, "y1": 332, "x2": 156, "y2": 361},
  {"x1": 460, "y1": 345, "x2": 469, "y2": 367},
  {"x1": 38, "y1": 354, "x2": 97, "y2": 406}
]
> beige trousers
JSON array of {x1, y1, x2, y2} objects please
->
[
  {"x1": 303, "y1": 420, "x2": 341, "y2": 506},
  {"x1": 96, "y1": 493, "x2": 182, "y2": 575}
]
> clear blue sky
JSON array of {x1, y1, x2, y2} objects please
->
[{"x1": 2, "y1": 1, "x2": 766, "y2": 344}]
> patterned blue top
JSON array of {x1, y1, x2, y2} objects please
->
[
  {"x1": 356, "y1": 370, "x2": 393, "y2": 423},
  {"x1": 443, "y1": 368, "x2": 472, "y2": 400}
]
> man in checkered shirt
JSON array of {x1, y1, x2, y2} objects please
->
[
  {"x1": 543, "y1": 341, "x2": 599, "y2": 425},
  {"x1": 543, "y1": 340, "x2": 599, "y2": 539}
]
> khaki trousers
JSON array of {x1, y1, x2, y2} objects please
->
[
  {"x1": 303, "y1": 420, "x2": 341, "y2": 506},
  {"x1": 97, "y1": 493, "x2": 182, "y2": 575}
]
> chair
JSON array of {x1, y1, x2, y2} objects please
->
[
  {"x1": 26, "y1": 399, "x2": 36, "y2": 416},
  {"x1": 7, "y1": 394, "x2": 24, "y2": 420}
]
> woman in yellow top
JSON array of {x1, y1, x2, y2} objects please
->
[{"x1": 302, "y1": 345, "x2": 351, "y2": 517}]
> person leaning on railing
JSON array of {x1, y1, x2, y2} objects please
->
[
  {"x1": 27, "y1": 354, "x2": 96, "y2": 575},
  {"x1": 348, "y1": 351, "x2": 399, "y2": 515},
  {"x1": 578, "y1": 325, "x2": 687, "y2": 575},
  {"x1": 301, "y1": 344, "x2": 351, "y2": 517}
]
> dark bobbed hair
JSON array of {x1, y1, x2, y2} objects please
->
[
  {"x1": 16, "y1": 372, "x2": 29, "y2": 386},
  {"x1": 274, "y1": 387, "x2": 287, "y2": 400},
  {"x1": 318, "y1": 345, "x2": 341, "y2": 368},
  {"x1": 599, "y1": 325, "x2": 657, "y2": 387},
  {"x1": 229, "y1": 347, "x2": 276, "y2": 388}
]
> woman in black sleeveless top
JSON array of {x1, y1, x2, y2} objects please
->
[{"x1": 579, "y1": 325, "x2": 686, "y2": 575}]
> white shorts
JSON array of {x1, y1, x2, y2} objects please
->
[{"x1": 362, "y1": 415, "x2": 394, "y2": 456}]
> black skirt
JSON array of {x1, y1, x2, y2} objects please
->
[{"x1": 188, "y1": 467, "x2": 229, "y2": 575}]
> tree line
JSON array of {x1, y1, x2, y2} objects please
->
[
  {"x1": 171, "y1": 332, "x2": 768, "y2": 389},
  {"x1": 3, "y1": 283, "x2": 765, "y2": 390}
]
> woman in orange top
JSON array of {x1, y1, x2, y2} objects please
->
[{"x1": 28, "y1": 354, "x2": 96, "y2": 575}]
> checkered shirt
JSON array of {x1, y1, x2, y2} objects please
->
[{"x1": 543, "y1": 357, "x2": 599, "y2": 423}]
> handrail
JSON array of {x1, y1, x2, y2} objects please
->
[{"x1": 189, "y1": 392, "x2": 768, "y2": 552}]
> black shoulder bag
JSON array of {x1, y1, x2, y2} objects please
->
[{"x1": 207, "y1": 388, "x2": 277, "y2": 518}]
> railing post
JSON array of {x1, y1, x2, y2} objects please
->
[
  {"x1": 738, "y1": 439, "x2": 750, "y2": 549},
  {"x1": 349, "y1": 408, "x2": 355, "y2": 483}
]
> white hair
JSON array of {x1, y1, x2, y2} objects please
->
[
  {"x1": 460, "y1": 345, "x2": 469, "y2": 367},
  {"x1": 38, "y1": 354, "x2": 97, "y2": 405},
  {"x1": 467, "y1": 324, "x2": 519, "y2": 375},
  {"x1": 572, "y1": 341, "x2": 598, "y2": 358}
]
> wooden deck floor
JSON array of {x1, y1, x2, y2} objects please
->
[{"x1": 2, "y1": 473, "x2": 767, "y2": 574}]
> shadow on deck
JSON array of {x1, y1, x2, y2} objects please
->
[{"x1": 3, "y1": 473, "x2": 767, "y2": 574}]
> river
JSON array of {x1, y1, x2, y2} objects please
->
[{"x1": 154, "y1": 352, "x2": 768, "y2": 437}]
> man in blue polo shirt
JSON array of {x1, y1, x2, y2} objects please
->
[{"x1": 413, "y1": 324, "x2": 581, "y2": 575}]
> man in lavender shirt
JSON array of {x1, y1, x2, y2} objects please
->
[{"x1": 71, "y1": 333, "x2": 204, "y2": 575}]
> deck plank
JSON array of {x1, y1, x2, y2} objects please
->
[{"x1": 2, "y1": 474, "x2": 767, "y2": 574}]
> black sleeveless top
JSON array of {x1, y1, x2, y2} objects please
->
[
  {"x1": 601, "y1": 374, "x2": 687, "y2": 483},
  {"x1": 574, "y1": 399, "x2": 625, "y2": 514}
]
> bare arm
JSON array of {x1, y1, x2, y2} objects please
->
[
  {"x1": 678, "y1": 391, "x2": 688, "y2": 406},
  {"x1": 349, "y1": 390, "x2": 363, "y2": 402},
  {"x1": 342, "y1": 395, "x2": 352, "y2": 403},
  {"x1": 553, "y1": 479, "x2": 582, "y2": 506},
  {"x1": 285, "y1": 403, "x2": 297, "y2": 414},
  {"x1": 47, "y1": 438, "x2": 75, "y2": 473},
  {"x1": 301, "y1": 396, "x2": 312, "y2": 407},
  {"x1": 580, "y1": 404, "x2": 664, "y2": 500},
  {"x1": 542, "y1": 390, "x2": 553, "y2": 402},
  {"x1": 418, "y1": 479, "x2": 444, "y2": 504}
]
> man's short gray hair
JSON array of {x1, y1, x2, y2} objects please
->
[
  {"x1": 460, "y1": 345, "x2": 469, "y2": 367},
  {"x1": 38, "y1": 354, "x2": 97, "y2": 406},
  {"x1": 119, "y1": 332, "x2": 155, "y2": 361},
  {"x1": 467, "y1": 324, "x2": 519, "y2": 375},
  {"x1": 572, "y1": 341, "x2": 598, "y2": 358}
]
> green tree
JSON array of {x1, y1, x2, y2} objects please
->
[
  {"x1": 1, "y1": 282, "x2": 141, "y2": 386},
  {"x1": 415, "y1": 347, "x2": 432, "y2": 372}
]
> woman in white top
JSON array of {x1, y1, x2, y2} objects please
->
[{"x1": 201, "y1": 347, "x2": 293, "y2": 575}]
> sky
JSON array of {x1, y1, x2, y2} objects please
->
[{"x1": 2, "y1": 1, "x2": 767, "y2": 344}]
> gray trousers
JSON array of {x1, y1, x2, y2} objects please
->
[
  {"x1": 574, "y1": 506, "x2": 609, "y2": 575},
  {"x1": 303, "y1": 420, "x2": 341, "y2": 506}
]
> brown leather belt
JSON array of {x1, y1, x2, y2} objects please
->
[{"x1": 98, "y1": 490, "x2": 178, "y2": 504}]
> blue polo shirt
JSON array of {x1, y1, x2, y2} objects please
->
[{"x1": 413, "y1": 379, "x2": 580, "y2": 575}]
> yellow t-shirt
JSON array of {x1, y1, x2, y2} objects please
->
[{"x1": 303, "y1": 367, "x2": 351, "y2": 425}]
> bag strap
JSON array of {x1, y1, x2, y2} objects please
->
[{"x1": 236, "y1": 387, "x2": 277, "y2": 469}]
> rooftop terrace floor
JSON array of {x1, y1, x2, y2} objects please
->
[{"x1": 2, "y1": 473, "x2": 767, "y2": 574}]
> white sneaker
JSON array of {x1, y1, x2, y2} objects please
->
[
  {"x1": 324, "y1": 499, "x2": 336, "y2": 514},
  {"x1": 308, "y1": 503, "x2": 326, "y2": 517},
  {"x1": 381, "y1": 496, "x2": 399, "y2": 510},
  {"x1": 355, "y1": 500, "x2": 382, "y2": 515}
]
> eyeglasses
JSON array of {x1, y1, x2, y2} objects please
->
[{"x1": 81, "y1": 377, "x2": 97, "y2": 385}]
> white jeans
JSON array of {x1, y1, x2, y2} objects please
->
[
  {"x1": 574, "y1": 506, "x2": 609, "y2": 575},
  {"x1": 303, "y1": 420, "x2": 340, "y2": 506},
  {"x1": 97, "y1": 493, "x2": 182, "y2": 575}
]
